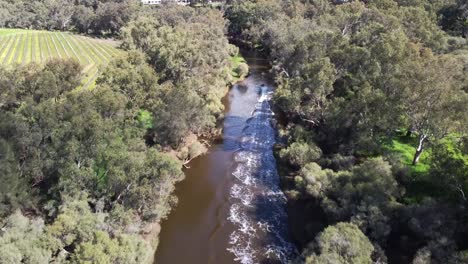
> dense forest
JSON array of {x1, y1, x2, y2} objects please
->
[
  {"x1": 0, "y1": 0, "x2": 467, "y2": 263},
  {"x1": 0, "y1": 0, "x2": 139, "y2": 35},
  {"x1": 0, "y1": 3, "x2": 240, "y2": 263},
  {"x1": 226, "y1": 0, "x2": 467, "y2": 263}
]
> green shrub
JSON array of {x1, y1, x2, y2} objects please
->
[
  {"x1": 305, "y1": 222, "x2": 374, "y2": 264},
  {"x1": 280, "y1": 142, "x2": 322, "y2": 167},
  {"x1": 235, "y1": 62, "x2": 249, "y2": 78}
]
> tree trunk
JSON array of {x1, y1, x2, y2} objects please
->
[{"x1": 412, "y1": 134, "x2": 427, "y2": 165}]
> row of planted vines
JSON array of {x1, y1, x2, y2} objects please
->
[{"x1": 0, "y1": 29, "x2": 123, "y2": 89}]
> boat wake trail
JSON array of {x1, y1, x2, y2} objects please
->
[{"x1": 227, "y1": 86, "x2": 297, "y2": 264}]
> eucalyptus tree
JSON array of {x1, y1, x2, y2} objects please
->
[
  {"x1": 402, "y1": 52, "x2": 467, "y2": 164},
  {"x1": 304, "y1": 222, "x2": 374, "y2": 264},
  {"x1": 121, "y1": 6, "x2": 234, "y2": 145}
]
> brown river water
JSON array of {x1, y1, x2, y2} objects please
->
[{"x1": 154, "y1": 51, "x2": 297, "y2": 264}]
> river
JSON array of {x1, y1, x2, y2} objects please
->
[{"x1": 154, "y1": 51, "x2": 297, "y2": 264}]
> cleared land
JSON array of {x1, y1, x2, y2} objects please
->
[{"x1": 0, "y1": 29, "x2": 123, "y2": 89}]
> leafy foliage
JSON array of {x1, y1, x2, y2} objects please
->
[
  {"x1": 0, "y1": 5, "x2": 237, "y2": 262},
  {"x1": 279, "y1": 141, "x2": 322, "y2": 168},
  {"x1": 0, "y1": 0, "x2": 140, "y2": 35},
  {"x1": 227, "y1": 0, "x2": 468, "y2": 262},
  {"x1": 429, "y1": 138, "x2": 468, "y2": 203},
  {"x1": 0, "y1": 57, "x2": 183, "y2": 262},
  {"x1": 121, "y1": 6, "x2": 234, "y2": 145},
  {"x1": 303, "y1": 222, "x2": 374, "y2": 264},
  {"x1": 0, "y1": 211, "x2": 51, "y2": 264}
]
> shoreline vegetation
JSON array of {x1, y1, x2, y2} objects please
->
[
  {"x1": 0, "y1": 2, "x2": 248, "y2": 263},
  {"x1": 0, "y1": 0, "x2": 466, "y2": 263},
  {"x1": 225, "y1": 0, "x2": 467, "y2": 263}
]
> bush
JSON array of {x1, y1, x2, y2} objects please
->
[
  {"x1": 296, "y1": 162, "x2": 333, "y2": 198},
  {"x1": 304, "y1": 222, "x2": 374, "y2": 264},
  {"x1": 229, "y1": 44, "x2": 240, "y2": 57},
  {"x1": 320, "y1": 154, "x2": 356, "y2": 171},
  {"x1": 188, "y1": 141, "x2": 208, "y2": 160},
  {"x1": 235, "y1": 63, "x2": 249, "y2": 78},
  {"x1": 71, "y1": 231, "x2": 150, "y2": 264},
  {"x1": 280, "y1": 142, "x2": 322, "y2": 168},
  {"x1": 0, "y1": 211, "x2": 51, "y2": 264}
]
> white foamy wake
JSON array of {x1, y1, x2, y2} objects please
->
[{"x1": 227, "y1": 85, "x2": 297, "y2": 264}]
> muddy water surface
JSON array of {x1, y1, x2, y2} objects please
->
[{"x1": 154, "y1": 51, "x2": 296, "y2": 264}]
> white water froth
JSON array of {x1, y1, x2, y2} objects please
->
[{"x1": 227, "y1": 85, "x2": 297, "y2": 264}]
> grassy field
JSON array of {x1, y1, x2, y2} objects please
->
[{"x1": 0, "y1": 28, "x2": 123, "y2": 89}]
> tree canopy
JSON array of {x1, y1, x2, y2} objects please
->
[
  {"x1": 226, "y1": 0, "x2": 468, "y2": 262},
  {"x1": 0, "y1": 3, "x2": 239, "y2": 261},
  {"x1": 0, "y1": 0, "x2": 140, "y2": 35}
]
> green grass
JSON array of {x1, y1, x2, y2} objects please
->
[
  {"x1": 230, "y1": 54, "x2": 247, "y2": 81},
  {"x1": 45, "y1": 33, "x2": 59, "y2": 58},
  {"x1": 0, "y1": 28, "x2": 27, "y2": 37},
  {"x1": 0, "y1": 35, "x2": 14, "y2": 62},
  {"x1": 32, "y1": 33, "x2": 40, "y2": 62},
  {"x1": 381, "y1": 132, "x2": 433, "y2": 204},
  {"x1": 381, "y1": 132, "x2": 468, "y2": 204},
  {"x1": 383, "y1": 138, "x2": 431, "y2": 175},
  {"x1": 0, "y1": 29, "x2": 124, "y2": 89},
  {"x1": 8, "y1": 35, "x2": 21, "y2": 64},
  {"x1": 382, "y1": 133, "x2": 431, "y2": 176},
  {"x1": 15, "y1": 33, "x2": 27, "y2": 64}
]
